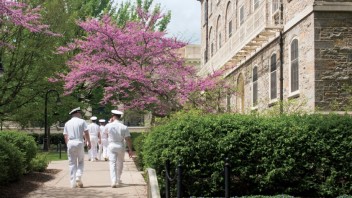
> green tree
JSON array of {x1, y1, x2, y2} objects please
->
[
  {"x1": 111, "y1": 0, "x2": 171, "y2": 31},
  {"x1": 0, "y1": 0, "x2": 113, "y2": 128}
]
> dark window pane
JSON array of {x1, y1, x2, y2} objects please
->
[
  {"x1": 291, "y1": 39, "x2": 299, "y2": 92},
  {"x1": 271, "y1": 54, "x2": 277, "y2": 72},
  {"x1": 291, "y1": 60, "x2": 299, "y2": 91},
  {"x1": 271, "y1": 71, "x2": 277, "y2": 99},
  {"x1": 253, "y1": 67, "x2": 258, "y2": 81},
  {"x1": 253, "y1": 82, "x2": 258, "y2": 105}
]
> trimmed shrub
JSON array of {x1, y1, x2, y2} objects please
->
[
  {"x1": 142, "y1": 112, "x2": 352, "y2": 197},
  {"x1": 30, "y1": 153, "x2": 50, "y2": 172},
  {"x1": 0, "y1": 138, "x2": 25, "y2": 184},
  {"x1": 0, "y1": 131, "x2": 37, "y2": 172},
  {"x1": 50, "y1": 133, "x2": 65, "y2": 145},
  {"x1": 131, "y1": 132, "x2": 147, "y2": 170}
]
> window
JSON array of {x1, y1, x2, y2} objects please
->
[
  {"x1": 272, "y1": 0, "x2": 279, "y2": 13},
  {"x1": 204, "y1": 1, "x2": 207, "y2": 21},
  {"x1": 270, "y1": 54, "x2": 277, "y2": 100},
  {"x1": 218, "y1": 33, "x2": 222, "y2": 48},
  {"x1": 229, "y1": 20, "x2": 232, "y2": 37},
  {"x1": 210, "y1": 1, "x2": 212, "y2": 13},
  {"x1": 240, "y1": 5, "x2": 245, "y2": 25},
  {"x1": 253, "y1": 66, "x2": 258, "y2": 106},
  {"x1": 291, "y1": 39, "x2": 299, "y2": 92},
  {"x1": 204, "y1": 50, "x2": 208, "y2": 63},
  {"x1": 211, "y1": 43, "x2": 214, "y2": 57},
  {"x1": 254, "y1": 0, "x2": 260, "y2": 10}
]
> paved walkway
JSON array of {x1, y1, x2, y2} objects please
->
[{"x1": 28, "y1": 152, "x2": 147, "y2": 198}]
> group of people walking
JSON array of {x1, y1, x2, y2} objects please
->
[
  {"x1": 63, "y1": 107, "x2": 133, "y2": 188},
  {"x1": 87, "y1": 116, "x2": 108, "y2": 162}
]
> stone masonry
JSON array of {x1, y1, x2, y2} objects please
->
[{"x1": 198, "y1": 0, "x2": 352, "y2": 113}]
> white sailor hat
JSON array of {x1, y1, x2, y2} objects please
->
[
  {"x1": 99, "y1": 119, "x2": 106, "y2": 123},
  {"x1": 111, "y1": 110, "x2": 123, "y2": 115},
  {"x1": 69, "y1": 107, "x2": 81, "y2": 115},
  {"x1": 90, "y1": 116, "x2": 97, "y2": 121}
]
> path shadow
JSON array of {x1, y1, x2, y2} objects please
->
[{"x1": 0, "y1": 169, "x2": 61, "y2": 198}]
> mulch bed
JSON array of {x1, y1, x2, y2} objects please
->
[{"x1": 0, "y1": 169, "x2": 61, "y2": 198}]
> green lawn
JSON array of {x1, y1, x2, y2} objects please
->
[{"x1": 38, "y1": 151, "x2": 67, "y2": 161}]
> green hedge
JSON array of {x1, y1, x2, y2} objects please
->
[
  {"x1": 131, "y1": 132, "x2": 147, "y2": 170},
  {"x1": 0, "y1": 138, "x2": 25, "y2": 184},
  {"x1": 0, "y1": 131, "x2": 37, "y2": 173},
  {"x1": 142, "y1": 112, "x2": 352, "y2": 197},
  {"x1": 29, "y1": 133, "x2": 65, "y2": 145}
]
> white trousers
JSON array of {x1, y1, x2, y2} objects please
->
[
  {"x1": 100, "y1": 139, "x2": 108, "y2": 159},
  {"x1": 67, "y1": 140, "x2": 84, "y2": 187},
  {"x1": 89, "y1": 136, "x2": 98, "y2": 160},
  {"x1": 108, "y1": 142, "x2": 125, "y2": 184}
]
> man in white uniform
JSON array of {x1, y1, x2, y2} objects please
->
[
  {"x1": 87, "y1": 116, "x2": 101, "y2": 162},
  {"x1": 105, "y1": 110, "x2": 133, "y2": 188},
  {"x1": 63, "y1": 107, "x2": 91, "y2": 188},
  {"x1": 98, "y1": 119, "x2": 108, "y2": 161}
]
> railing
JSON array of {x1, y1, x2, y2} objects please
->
[
  {"x1": 146, "y1": 168, "x2": 161, "y2": 198},
  {"x1": 163, "y1": 158, "x2": 231, "y2": 198},
  {"x1": 200, "y1": 0, "x2": 282, "y2": 76}
]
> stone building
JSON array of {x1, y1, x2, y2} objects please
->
[{"x1": 197, "y1": 0, "x2": 352, "y2": 113}]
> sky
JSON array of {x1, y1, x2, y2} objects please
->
[{"x1": 116, "y1": 0, "x2": 201, "y2": 44}]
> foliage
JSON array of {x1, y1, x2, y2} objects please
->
[
  {"x1": 0, "y1": 0, "x2": 114, "y2": 127},
  {"x1": 131, "y1": 132, "x2": 147, "y2": 170},
  {"x1": 30, "y1": 153, "x2": 50, "y2": 172},
  {"x1": 55, "y1": 11, "x2": 221, "y2": 117},
  {"x1": 111, "y1": 0, "x2": 171, "y2": 32},
  {"x1": 142, "y1": 112, "x2": 352, "y2": 197},
  {"x1": 0, "y1": 131, "x2": 37, "y2": 173},
  {"x1": 0, "y1": 138, "x2": 25, "y2": 184}
]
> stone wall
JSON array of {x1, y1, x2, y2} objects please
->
[
  {"x1": 315, "y1": 11, "x2": 352, "y2": 110},
  {"x1": 285, "y1": 0, "x2": 315, "y2": 22},
  {"x1": 226, "y1": 14, "x2": 315, "y2": 113}
]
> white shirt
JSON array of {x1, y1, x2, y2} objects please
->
[
  {"x1": 105, "y1": 120, "x2": 130, "y2": 143},
  {"x1": 87, "y1": 123, "x2": 100, "y2": 138},
  {"x1": 63, "y1": 117, "x2": 88, "y2": 141},
  {"x1": 100, "y1": 125, "x2": 108, "y2": 139}
]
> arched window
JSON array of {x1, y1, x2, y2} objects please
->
[
  {"x1": 239, "y1": 5, "x2": 245, "y2": 25},
  {"x1": 254, "y1": 0, "x2": 260, "y2": 10},
  {"x1": 216, "y1": 15, "x2": 221, "y2": 50},
  {"x1": 236, "y1": 74, "x2": 245, "y2": 113},
  {"x1": 225, "y1": 2, "x2": 233, "y2": 39},
  {"x1": 290, "y1": 39, "x2": 299, "y2": 92},
  {"x1": 253, "y1": 66, "x2": 258, "y2": 106},
  {"x1": 209, "y1": 27, "x2": 213, "y2": 57},
  {"x1": 270, "y1": 53, "x2": 277, "y2": 100}
]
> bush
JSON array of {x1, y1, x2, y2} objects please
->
[
  {"x1": 0, "y1": 138, "x2": 25, "y2": 184},
  {"x1": 0, "y1": 131, "x2": 37, "y2": 173},
  {"x1": 142, "y1": 112, "x2": 352, "y2": 197},
  {"x1": 30, "y1": 153, "x2": 50, "y2": 172},
  {"x1": 50, "y1": 133, "x2": 65, "y2": 145},
  {"x1": 131, "y1": 132, "x2": 147, "y2": 170}
]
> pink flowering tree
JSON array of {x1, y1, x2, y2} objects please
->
[
  {"x1": 0, "y1": 0, "x2": 55, "y2": 47},
  {"x1": 56, "y1": 11, "x2": 224, "y2": 116}
]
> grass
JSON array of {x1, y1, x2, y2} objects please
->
[{"x1": 37, "y1": 150, "x2": 67, "y2": 161}]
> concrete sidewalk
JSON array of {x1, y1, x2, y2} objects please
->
[{"x1": 28, "y1": 152, "x2": 147, "y2": 198}]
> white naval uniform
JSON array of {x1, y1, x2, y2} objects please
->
[
  {"x1": 105, "y1": 120, "x2": 130, "y2": 185},
  {"x1": 87, "y1": 122, "x2": 100, "y2": 161},
  {"x1": 63, "y1": 117, "x2": 88, "y2": 188},
  {"x1": 98, "y1": 125, "x2": 108, "y2": 160}
]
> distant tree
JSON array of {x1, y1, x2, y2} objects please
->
[
  {"x1": 55, "y1": 11, "x2": 221, "y2": 117},
  {"x1": 110, "y1": 0, "x2": 171, "y2": 31}
]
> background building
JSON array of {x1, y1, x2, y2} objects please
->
[{"x1": 198, "y1": 0, "x2": 352, "y2": 113}]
